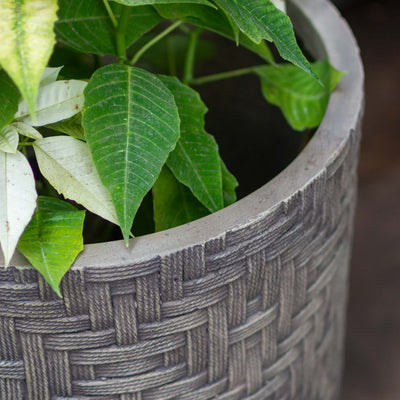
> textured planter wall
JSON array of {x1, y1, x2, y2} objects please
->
[{"x1": 0, "y1": 0, "x2": 364, "y2": 399}]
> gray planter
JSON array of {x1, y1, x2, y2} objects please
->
[{"x1": 0, "y1": 0, "x2": 364, "y2": 399}]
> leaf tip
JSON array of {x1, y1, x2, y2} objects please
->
[
  {"x1": 124, "y1": 236, "x2": 130, "y2": 248},
  {"x1": 121, "y1": 226, "x2": 131, "y2": 248},
  {"x1": 24, "y1": 93, "x2": 38, "y2": 125},
  {"x1": 52, "y1": 284, "x2": 63, "y2": 298},
  {"x1": 1, "y1": 239, "x2": 15, "y2": 269},
  {"x1": 1, "y1": 252, "x2": 11, "y2": 269}
]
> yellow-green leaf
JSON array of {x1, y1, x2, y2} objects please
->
[
  {"x1": 0, "y1": 0, "x2": 58, "y2": 118},
  {"x1": 255, "y1": 60, "x2": 346, "y2": 130},
  {"x1": 17, "y1": 196, "x2": 85, "y2": 296}
]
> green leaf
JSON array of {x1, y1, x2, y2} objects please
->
[
  {"x1": 159, "y1": 76, "x2": 224, "y2": 213},
  {"x1": 154, "y1": 3, "x2": 222, "y2": 23},
  {"x1": 0, "y1": 151, "x2": 37, "y2": 266},
  {"x1": 17, "y1": 196, "x2": 84, "y2": 296},
  {"x1": 153, "y1": 167, "x2": 209, "y2": 231},
  {"x1": 154, "y1": 4, "x2": 274, "y2": 63},
  {"x1": 56, "y1": 0, "x2": 161, "y2": 56},
  {"x1": 0, "y1": 126, "x2": 19, "y2": 154},
  {"x1": 0, "y1": 70, "x2": 20, "y2": 133},
  {"x1": 46, "y1": 113, "x2": 85, "y2": 140},
  {"x1": 34, "y1": 136, "x2": 118, "y2": 225},
  {"x1": 14, "y1": 80, "x2": 87, "y2": 127},
  {"x1": 213, "y1": 0, "x2": 314, "y2": 76},
  {"x1": 221, "y1": 160, "x2": 238, "y2": 206},
  {"x1": 225, "y1": 13, "x2": 240, "y2": 45},
  {"x1": 82, "y1": 64, "x2": 180, "y2": 244},
  {"x1": 112, "y1": 0, "x2": 215, "y2": 6},
  {"x1": 0, "y1": 0, "x2": 58, "y2": 117},
  {"x1": 131, "y1": 192, "x2": 154, "y2": 236},
  {"x1": 255, "y1": 60, "x2": 346, "y2": 130}
]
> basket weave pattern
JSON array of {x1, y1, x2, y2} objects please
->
[{"x1": 0, "y1": 122, "x2": 360, "y2": 399}]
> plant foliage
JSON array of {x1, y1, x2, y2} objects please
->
[{"x1": 0, "y1": 0, "x2": 343, "y2": 294}]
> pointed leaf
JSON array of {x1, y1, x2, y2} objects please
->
[
  {"x1": 34, "y1": 136, "x2": 118, "y2": 225},
  {"x1": 0, "y1": 125, "x2": 19, "y2": 154},
  {"x1": 221, "y1": 160, "x2": 238, "y2": 206},
  {"x1": 159, "y1": 76, "x2": 224, "y2": 212},
  {"x1": 0, "y1": 0, "x2": 58, "y2": 116},
  {"x1": 56, "y1": 0, "x2": 161, "y2": 55},
  {"x1": 82, "y1": 65, "x2": 180, "y2": 243},
  {"x1": 46, "y1": 113, "x2": 85, "y2": 140},
  {"x1": 17, "y1": 196, "x2": 85, "y2": 296},
  {"x1": 15, "y1": 80, "x2": 87, "y2": 127},
  {"x1": 213, "y1": 0, "x2": 314, "y2": 76},
  {"x1": 255, "y1": 60, "x2": 346, "y2": 130},
  {"x1": 0, "y1": 151, "x2": 37, "y2": 266},
  {"x1": 153, "y1": 167, "x2": 209, "y2": 231},
  {"x1": 10, "y1": 122, "x2": 43, "y2": 140},
  {"x1": 40, "y1": 66, "x2": 64, "y2": 87},
  {"x1": 0, "y1": 70, "x2": 20, "y2": 133},
  {"x1": 154, "y1": 4, "x2": 274, "y2": 63}
]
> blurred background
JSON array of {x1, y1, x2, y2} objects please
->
[{"x1": 334, "y1": 0, "x2": 400, "y2": 399}]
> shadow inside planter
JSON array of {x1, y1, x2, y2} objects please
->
[{"x1": 194, "y1": 36, "x2": 307, "y2": 199}]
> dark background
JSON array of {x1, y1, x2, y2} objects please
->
[{"x1": 336, "y1": 1, "x2": 400, "y2": 399}]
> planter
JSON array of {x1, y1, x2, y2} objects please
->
[{"x1": 0, "y1": 0, "x2": 364, "y2": 399}]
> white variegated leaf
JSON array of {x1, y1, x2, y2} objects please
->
[
  {"x1": 40, "y1": 66, "x2": 64, "y2": 87},
  {"x1": 15, "y1": 80, "x2": 87, "y2": 127},
  {"x1": 10, "y1": 122, "x2": 43, "y2": 139},
  {"x1": 0, "y1": 151, "x2": 37, "y2": 266},
  {"x1": 33, "y1": 136, "x2": 118, "y2": 225},
  {"x1": 0, "y1": 125, "x2": 19, "y2": 153}
]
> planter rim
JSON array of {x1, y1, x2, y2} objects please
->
[{"x1": 6, "y1": 0, "x2": 364, "y2": 270}]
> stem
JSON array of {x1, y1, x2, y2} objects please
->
[
  {"x1": 103, "y1": 0, "x2": 118, "y2": 29},
  {"x1": 116, "y1": 6, "x2": 131, "y2": 63},
  {"x1": 179, "y1": 24, "x2": 191, "y2": 34},
  {"x1": 18, "y1": 139, "x2": 33, "y2": 156},
  {"x1": 166, "y1": 37, "x2": 177, "y2": 76},
  {"x1": 191, "y1": 66, "x2": 260, "y2": 85},
  {"x1": 183, "y1": 28, "x2": 202, "y2": 85},
  {"x1": 130, "y1": 21, "x2": 183, "y2": 66}
]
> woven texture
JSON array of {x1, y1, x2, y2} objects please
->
[{"x1": 0, "y1": 117, "x2": 361, "y2": 399}]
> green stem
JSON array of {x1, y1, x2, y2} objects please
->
[
  {"x1": 116, "y1": 6, "x2": 131, "y2": 63},
  {"x1": 103, "y1": 0, "x2": 118, "y2": 28},
  {"x1": 179, "y1": 24, "x2": 191, "y2": 34},
  {"x1": 191, "y1": 66, "x2": 260, "y2": 85},
  {"x1": 130, "y1": 21, "x2": 183, "y2": 66},
  {"x1": 18, "y1": 138, "x2": 33, "y2": 156},
  {"x1": 183, "y1": 28, "x2": 202, "y2": 85}
]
